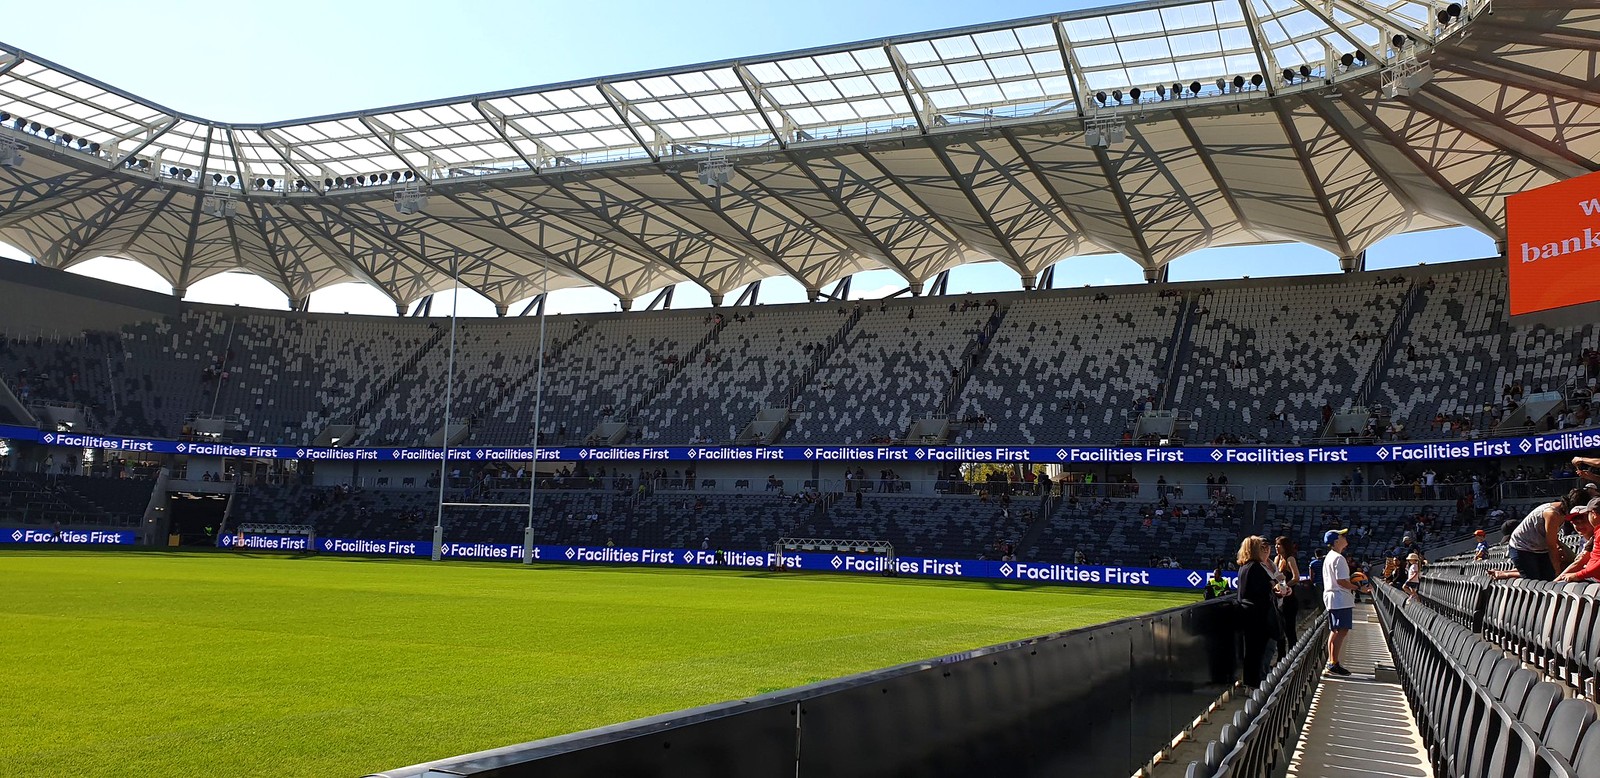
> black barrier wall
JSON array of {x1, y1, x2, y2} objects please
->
[{"x1": 368, "y1": 598, "x2": 1236, "y2": 778}]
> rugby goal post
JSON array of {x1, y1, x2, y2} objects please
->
[{"x1": 774, "y1": 537, "x2": 895, "y2": 575}]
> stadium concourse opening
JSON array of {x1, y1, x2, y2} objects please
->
[
  {"x1": 165, "y1": 490, "x2": 229, "y2": 547},
  {"x1": 3, "y1": 0, "x2": 1600, "y2": 774}
]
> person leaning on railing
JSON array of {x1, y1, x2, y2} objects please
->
[
  {"x1": 1491, "y1": 500, "x2": 1600, "y2": 582},
  {"x1": 1504, "y1": 488, "x2": 1585, "y2": 581}
]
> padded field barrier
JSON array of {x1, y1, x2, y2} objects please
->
[{"x1": 367, "y1": 598, "x2": 1239, "y2": 778}]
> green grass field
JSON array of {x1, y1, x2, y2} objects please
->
[{"x1": 0, "y1": 551, "x2": 1194, "y2": 777}]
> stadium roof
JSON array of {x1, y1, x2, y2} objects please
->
[{"x1": 0, "y1": 0, "x2": 1591, "y2": 312}]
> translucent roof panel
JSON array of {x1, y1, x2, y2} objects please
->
[{"x1": 1065, "y1": 0, "x2": 1270, "y2": 102}]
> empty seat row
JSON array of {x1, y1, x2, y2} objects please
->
[
  {"x1": 1482, "y1": 578, "x2": 1600, "y2": 698},
  {"x1": 1378, "y1": 583, "x2": 1600, "y2": 777},
  {"x1": 1186, "y1": 619, "x2": 1329, "y2": 778}
]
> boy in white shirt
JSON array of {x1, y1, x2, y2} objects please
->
[{"x1": 1322, "y1": 529, "x2": 1368, "y2": 676}]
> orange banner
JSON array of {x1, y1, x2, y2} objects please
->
[{"x1": 1507, "y1": 170, "x2": 1600, "y2": 316}]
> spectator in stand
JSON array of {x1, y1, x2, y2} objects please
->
[
  {"x1": 1473, "y1": 529, "x2": 1489, "y2": 560},
  {"x1": 1402, "y1": 552, "x2": 1423, "y2": 604},
  {"x1": 1204, "y1": 568, "x2": 1229, "y2": 599},
  {"x1": 1322, "y1": 528, "x2": 1366, "y2": 677},
  {"x1": 1274, "y1": 536, "x2": 1301, "y2": 650},
  {"x1": 1235, "y1": 535, "x2": 1283, "y2": 689},
  {"x1": 1505, "y1": 489, "x2": 1584, "y2": 581},
  {"x1": 1555, "y1": 502, "x2": 1600, "y2": 583},
  {"x1": 1499, "y1": 503, "x2": 1600, "y2": 582}
]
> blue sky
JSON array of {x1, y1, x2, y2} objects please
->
[{"x1": 0, "y1": 0, "x2": 1498, "y2": 315}]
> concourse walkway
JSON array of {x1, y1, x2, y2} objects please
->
[{"x1": 1286, "y1": 603, "x2": 1430, "y2": 778}]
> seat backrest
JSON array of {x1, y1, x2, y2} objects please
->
[
  {"x1": 1205, "y1": 740, "x2": 1224, "y2": 770},
  {"x1": 1465, "y1": 640, "x2": 1490, "y2": 671},
  {"x1": 1489, "y1": 655, "x2": 1519, "y2": 696},
  {"x1": 1502, "y1": 668, "x2": 1538, "y2": 711},
  {"x1": 1185, "y1": 760, "x2": 1212, "y2": 778},
  {"x1": 1570, "y1": 720, "x2": 1600, "y2": 775},
  {"x1": 1518, "y1": 683, "x2": 1564, "y2": 735},
  {"x1": 1545, "y1": 698, "x2": 1599, "y2": 761}
]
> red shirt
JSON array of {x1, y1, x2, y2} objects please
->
[{"x1": 1566, "y1": 530, "x2": 1600, "y2": 582}]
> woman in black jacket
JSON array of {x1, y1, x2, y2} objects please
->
[{"x1": 1236, "y1": 535, "x2": 1285, "y2": 688}]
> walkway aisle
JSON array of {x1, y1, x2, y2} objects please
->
[{"x1": 1286, "y1": 603, "x2": 1430, "y2": 778}]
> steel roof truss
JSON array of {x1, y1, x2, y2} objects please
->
[
  {"x1": 597, "y1": 82, "x2": 663, "y2": 162},
  {"x1": 0, "y1": 170, "x2": 120, "y2": 229},
  {"x1": 537, "y1": 176, "x2": 734, "y2": 293},
  {"x1": 108, "y1": 114, "x2": 181, "y2": 169},
  {"x1": 1329, "y1": 84, "x2": 1501, "y2": 238},
  {"x1": 1406, "y1": 86, "x2": 1596, "y2": 179},
  {"x1": 1330, "y1": 0, "x2": 1433, "y2": 48},
  {"x1": 1268, "y1": 99, "x2": 1353, "y2": 256},
  {"x1": 935, "y1": 140, "x2": 1081, "y2": 265},
  {"x1": 1170, "y1": 112, "x2": 1259, "y2": 236},
  {"x1": 471, "y1": 100, "x2": 553, "y2": 170},
  {"x1": 441, "y1": 188, "x2": 667, "y2": 301},
  {"x1": 39, "y1": 182, "x2": 152, "y2": 266},
  {"x1": 257, "y1": 128, "x2": 328, "y2": 194},
  {"x1": 732, "y1": 65, "x2": 795, "y2": 148},
  {"x1": 886, "y1": 45, "x2": 934, "y2": 134},
  {"x1": 174, "y1": 127, "x2": 217, "y2": 293}
]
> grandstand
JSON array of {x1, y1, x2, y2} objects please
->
[
  {"x1": 2, "y1": 0, "x2": 1600, "y2": 775},
  {"x1": 2, "y1": 258, "x2": 1594, "y2": 451}
]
